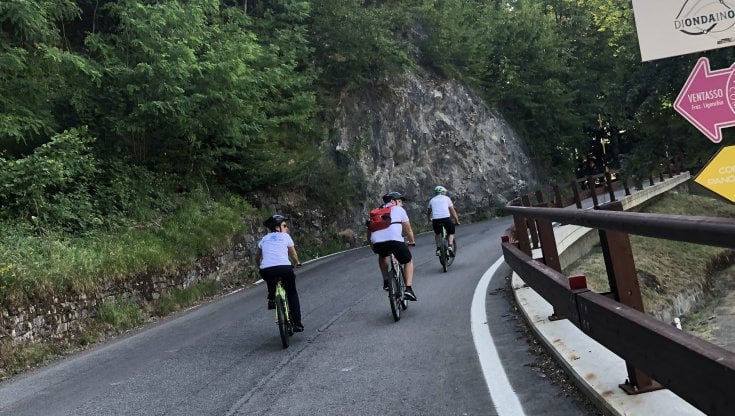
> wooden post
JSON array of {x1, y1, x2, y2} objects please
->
[
  {"x1": 534, "y1": 202, "x2": 564, "y2": 321},
  {"x1": 605, "y1": 171, "x2": 615, "y2": 201},
  {"x1": 553, "y1": 185, "x2": 563, "y2": 208},
  {"x1": 597, "y1": 201, "x2": 662, "y2": 394},
  {"x1": 571, "y1": 180, "x2": 582, "y2": 209},
  {"x1": 587, "y1": 176, "x2": 599, "y2": 207},
  {"x1": 521, "y1": 195, "x2": 540, "y2": 249}
]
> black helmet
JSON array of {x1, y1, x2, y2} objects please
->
[
  {"x1": 382, "y1": 191, "x2": 405, "y2": 203},
  {"x1": 264, "y1": 214, "x2": 288, "y2": 231}
]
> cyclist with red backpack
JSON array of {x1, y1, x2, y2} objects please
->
[{"x1": 366, "y1": 191, "x2": 417, "y2": 301}]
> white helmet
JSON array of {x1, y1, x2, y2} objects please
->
[{"x1": 434, "y1": 185, "x2": 447, "y2": 194}]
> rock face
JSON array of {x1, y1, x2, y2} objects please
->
[{"x1": 329, "y1": 71, "x2": 540, "y2": 223}]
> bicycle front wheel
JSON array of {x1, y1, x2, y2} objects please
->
[
  {"x1": 276, "y1": 296, "x2": 290, "y2": 348},
  {"x1": 388, "y1": 269, "x2": 401, "y2": 321}
]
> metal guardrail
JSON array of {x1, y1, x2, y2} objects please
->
[{"x1": 502, "y1": 179, "x2": 735, "y2": 416}]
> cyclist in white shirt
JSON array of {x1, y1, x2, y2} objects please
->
[
  {"x1": 256, "y1": 214, "x2": 304, "y2": 332},
  {"x1": 367, "y1": 192, "x2": 417, "y2": 301},
  {"x1": 427, "y1": 185, "x2": 460, "y2": 257}
]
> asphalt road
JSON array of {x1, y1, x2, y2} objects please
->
[{"x1": 0, "y1": 218, "x2": 597, "y2": 416}]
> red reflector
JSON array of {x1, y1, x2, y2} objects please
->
[
  {"x1": 569, "y1": 275, "x2": 587, "y2": 290},
  {"x1": 501, "y1": 235, "x2": 510, "y2": 242}
]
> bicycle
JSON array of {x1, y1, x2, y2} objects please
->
[
  {"x1": 274, "y1": 279, "x2": 293, "y2": 348},
  {"x1": 387, "y1": 242, "x2": 414, "y2": 321},
  {"x1": 438, "y1": 224, "x2": 457, "y2": 273}
]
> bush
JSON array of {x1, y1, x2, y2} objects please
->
[{"x1": 0, "y1": 127, "x2": 99, "y2": 233}]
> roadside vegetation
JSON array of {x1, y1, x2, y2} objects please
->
[
  {"x1": 565, "y1": 191, "x2": 735, "y2": 326},
  {"x1": 0, "y1": 190, "x2": 253, "y2": 306}
]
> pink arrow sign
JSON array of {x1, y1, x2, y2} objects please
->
[{"x1": 674, "y1": 57, "x2": 735, "y2": 144}]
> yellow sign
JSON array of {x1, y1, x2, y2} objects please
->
[{"x1": 694, "y1": 145, "x2": 735, "y2": 203}]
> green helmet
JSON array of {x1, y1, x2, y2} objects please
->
[{"x1": 434, "y1": 185, "x2": 447, "y2": 194}]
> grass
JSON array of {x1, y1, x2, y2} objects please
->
[
  {"x1": 152, "y1": 280, "x2": 221, "y2": 316},
  {"x1": 0, "y1": 194, "x2": 254, "y2": 305},
  {"x1": 0, "y1": 340, "x2": 70, "y2": 381},
  {"x1": 96, "y1": 299, "x2": 148, "y2": 330},
  {"x1": 564, "y1": 191, "x2": 735, "y2": 315}
]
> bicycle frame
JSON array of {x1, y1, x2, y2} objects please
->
[{"x1": 275, "y1": 280, "x2": 293, "y2": 348}]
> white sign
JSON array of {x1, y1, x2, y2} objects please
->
[{"x1": 632, "y1": 0, "x2": 735, "y2": 61}]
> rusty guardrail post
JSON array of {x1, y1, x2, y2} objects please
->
[
  {"x1": 587, "y1": 176, "x2": 599, "y2": 207},
  {"x1": 535, "y1": 190, "x2": 545, "y2": 205},
  {"x1": 512, "y1": 213, "x2": 532, "y2": 256},
  {"x1": 521, "y1": 195, "x2": 540, "y2": 249},
  {"x1": 605, "y1": 171, "x2": 615, "y2": 202},
  {"x1": 570, "y1": 180, "x2": 582, "y2": 209},
  {"x1": 534, "y1": 202, "x2": 564, "y2": 320},
  {"x1": 553, "y1": 185, "x2": 563, "y2": 208},
  {"x1": 622, "y1": 176, "x2": 631, "y2": 196},
  {"x1": 597, "y1": 200, "x2": 662, "y2": 394}
]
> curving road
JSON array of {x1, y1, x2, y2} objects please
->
[{"x1": 0, "y1": 218, "x2": 596, "y2": 415}]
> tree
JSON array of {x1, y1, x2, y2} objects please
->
[
  {"x1": 78, "y1": 0, "x2": 317, "y2": 190},
  {"x1": 0, "y1": 0, "x2": 86, "y2": 155}
]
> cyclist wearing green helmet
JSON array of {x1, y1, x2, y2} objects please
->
[{"x1": 427, "y1": 185, "x2": 460, "y2": 257}]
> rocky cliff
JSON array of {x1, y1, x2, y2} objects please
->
[{"x1": 329, "y1": 71, "x2": 540, "y2": 223}]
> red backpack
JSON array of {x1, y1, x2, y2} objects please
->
[{"x1": 367, "y1": 206, "x2": 394, "y2": 232}]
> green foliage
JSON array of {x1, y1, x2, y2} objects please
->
[
  {"x1": 78, "y1": 0, "x2": 318, "y2": 191},
  {"x1": 300, "y1": 157, "x2": 363, "y2": 212},
  {"x1": 0, "y1": 338, "x2": 67, "y2": 380},
  {"x1": 152, "y1": 280, "x2": 220, "y2": 316},
  {"x1": 0, "y1": 193, "x2": 254, "y2": 304},
  {"x1": 0, "y1": 0, "x2": 90, "y2": 151},
  {"x1": 0, "y1": 128, "x2": 99, "y2": 232},
  {"x1": 310, "y1": 0, "x2": 412, "y2": 90},
  {"x1": 96, "y1": 299, "x2": 147, "y2": 330}
]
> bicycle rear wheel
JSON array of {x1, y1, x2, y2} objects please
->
[
  {"x1": 440, "y1": 238, "x2": 448, "y2": 272},
  {"x1": 388, "y1": 267, "x2": 402, "y2": 321},
  {"x1": 398, "y1": 265, "x2": 408, "y2": 310},
  {"x1": 276, "y1": 296, "x2": 290, "y2": 348},
  {"x1": 446, "y1": 239, "x2": 456, "y2": 267}
]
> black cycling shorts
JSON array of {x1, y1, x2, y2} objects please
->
[
  {"x1": 432, "y1": 217, "x2": 455, "y2": 235},
  {"x1": 371, "y1": 240, "x2": 412, "y2": 264}
]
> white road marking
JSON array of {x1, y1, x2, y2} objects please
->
[{"x1": 471, "y1": 257, "x2": 526, "y2": 416}]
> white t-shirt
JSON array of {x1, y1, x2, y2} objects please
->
[
  {"x1": 428, "y1": 194, "x2": 453, "y2": 220},
  {"x1": 370, "y1": 205, "x2": 409, "y2": 243},
  {"x1": 258, "y1": 232, "x2": 294, "y2": 268}
]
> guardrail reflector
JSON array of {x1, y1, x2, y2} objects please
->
[{"x1": 569, "y1": 275, "x2": 587, "y2": 290}]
